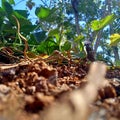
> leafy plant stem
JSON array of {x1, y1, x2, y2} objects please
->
[
  {"x1": 92, "y1": 31, "x2": 99, "y2": 50},
  {"x1": 59, "y1": 25, "x2": 64, "y2": 51}
]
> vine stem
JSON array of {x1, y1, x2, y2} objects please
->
[
  {"x1": 12, "y1": 15, "x2": 29, "y2": 60},
  {"x1": 92, "y1": 31, "x2": 99, "y2": 50}
]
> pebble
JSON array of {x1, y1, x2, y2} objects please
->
[{"x1": 0, "y1": 84, "x2": 10, "y2": 94}]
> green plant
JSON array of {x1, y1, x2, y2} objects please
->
[{"x1": 0, "y1": 0, "x2": 119, "y2": 65}]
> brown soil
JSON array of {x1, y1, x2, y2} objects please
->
[{"x1": 0, "y1": 57, "x2": 120, "y2": 120}]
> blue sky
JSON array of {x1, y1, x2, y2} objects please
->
[
  {"x1": 14, "y1": 0, "x2": 40, "y2": 23},
  {"x1": 0, "y1": 0, "x2": 41, "y2": 23}
]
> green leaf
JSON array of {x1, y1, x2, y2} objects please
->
[
  {"x1": 91, "y1": 14, "x2": 116, "y2": 31},
  {"x1": 48, "y1": 28, "x2": 59, "y2": 36},
  {"x1": 8, "y1": 0, "x2": 15, "y2": 4},
  {"x1": 61, "y1": 41, "x2": 71, "y2": 51},
  {"x1": 48, "y1": 28, "x2": 60, "y2": 41},
  {"x1": 0, "y1": 18, "x2": 3, "y2": 31},
  {"x1": 2, "y1": 23, "x2": 16, "y2": 33},
  {"x1": 12, "y1": 11, "x2": 32, "y2": 27},
  {"x1": 2, "y1": 1, "x2": 13, "y2": 16},
  {"x1": 74, "y1": 35, "x2": 85, "y2": 52},
  {"x1": 34, "y1": 31, "x2": 46, "y2": 42},
  {"x1": 37, "y1": 37, "x2": 59, "y2": 54},
  {"x1": 39, "y1": 7, "x2": 58, "y2": 22},
  {"x1": 28, "y1": 33, "x2": 38, "y2": 45},
  {"x1": 79, "y1": 42, "x2": 84, "y2": 51},
  {"x1": 115, "y1": 60, "x2": 120, "y2": 67},
  {"x1": 14, "y1": 10, "x2": 29, "y2": 18},
  {"x1": 21, "y1": 25, "x2": 36, "y2": 34},
  {"x1": 36, "y1": 41, "x2": 47, "y2": 54},
  {"x1": 1, "y1": 0, "x2": 6, "y2": 7},
  {"x1": 0, "y1": 7, "x2": 6, "y2": 17},
  {"x1": 35, "y1": 7, "x2": 50, "y2": 19},
  {"x1": 13, "y1": 11, "x2": 29, "y2": 19},
  {"x1": 45, "y1": 38, "x2": 59, "y2": 54},
  {"x1": 109, "y1": 33, "x2": 120, "y2": 46},
  {"x1": 74, "y1": 35, "x2": 85, "y2": 42}
]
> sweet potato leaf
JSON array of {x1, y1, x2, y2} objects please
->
[
  {"x1": 35, "y1": 7, "x2": 50, "y2": 19},
  {"x1": 91, "y1": 14, "x2": 116, "y2": 31}
]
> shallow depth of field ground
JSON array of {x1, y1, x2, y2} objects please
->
[{"x1": 0, "y1": 55, "x2": 120, "y2": 120}]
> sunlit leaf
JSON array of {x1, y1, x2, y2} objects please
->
[
  {"x1": 91, "y1": 14, "x2": 116, "y2": 31},
  {"x1": 79, "y1": 42, "x2": 84, "y2": 51},
  {"x1": 35, "y1": 7, "x2": 50, "y2": 19},
  {"x1": 109, "y1": 33, "x2": 120, "y2": 46},
  {"x1": 48, "y1": 28, "x2": 59, "y2": 36}
]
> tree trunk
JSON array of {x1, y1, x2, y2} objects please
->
[{"x1": 71, "y1": 0, "x2": 80, "y2": 35}]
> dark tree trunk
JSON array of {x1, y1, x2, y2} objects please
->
[{"x1": 71, "y1": 0, "x2": 80, "y2": 35}]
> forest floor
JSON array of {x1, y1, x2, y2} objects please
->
[{"x1": 0, "y1": 52, "x2": 120, "y2": 120}]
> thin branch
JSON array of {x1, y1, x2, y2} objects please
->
[
  {"x1": 14, "y1": 0, "x2": 26, "y2": 6},
  {"x1": 40, "y1": 0, "x2": 49, "y2": 7}
]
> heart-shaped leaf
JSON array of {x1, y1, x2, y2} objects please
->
[{"x1": 35, "y1": 7, "x2": 50, "y2": 19}]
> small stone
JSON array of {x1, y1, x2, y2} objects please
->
[{"x1": 0, "y1": 84, "x2": 10, "y2": 94}]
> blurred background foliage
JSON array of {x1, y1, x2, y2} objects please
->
[{"x1": 0, "y1": 0, "x2": 120, "y2": 65}]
